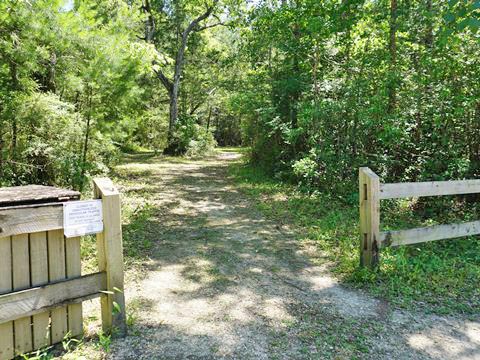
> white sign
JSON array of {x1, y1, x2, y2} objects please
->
[{"x1": 64, "y1": 200, "x2": 104, "y2": 238}]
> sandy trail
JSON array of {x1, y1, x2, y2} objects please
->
[{"x1": 102, "y1": 151, "x2": 480, "y2": 360}]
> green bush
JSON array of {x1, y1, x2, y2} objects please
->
[
  {"x1": 292, "y1": 153, "x2": 319, "y2": 189},
  {"x1": 2, "y1": 92, "x2": 117, "y2": 189},
  {"x1": 169, "y1": 115, "x2": 217, "y2": 157},
  {"x1": 185, "y1": 125, "x2": 217, "y2": 158},
  {"x1": 134, "y1": 108, "x2": 169, "y2": 153}
]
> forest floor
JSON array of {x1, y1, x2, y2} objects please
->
[{"x1": 65, "y1": 149, "x2": 479, "y2": 360}]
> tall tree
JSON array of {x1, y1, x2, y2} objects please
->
[
  {"x1": 387, "y1": 0, "x2": 397, "y2": 113},
  {"x1": 142, "y1": 0, "x2": 223, "y2": 153}
]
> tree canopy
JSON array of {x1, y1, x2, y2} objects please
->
[{"x1": 0, "y1": 0, "x2": 478, "y2": 191}]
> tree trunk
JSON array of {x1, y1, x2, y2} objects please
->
[
  {"x1": 168, "y1": 82, "x2": 179, "y2": 142},
  {"x1": 207, "y1": 106, "x2": 212, "y2": 130},
  {"x1": 387, "y1": 0, "x2": 397, "y2": 114},
  {"x1": 163, "y1": 67, "x2": 182, "y2": 154},
  {"x1": 9, "y1": 61, "x2": 18, "y2": 160},
  {"x1": 143, "y1": 0, "x2": 218, "y2": 154},
  {"x1": 80, "y1": 88, "x2": 93, "y2": 191},
  {"x1": 8, "y1": 59, "x2": 20, "y2": 184},
  {"x1": 424, "y1": 0, "x2": 433, "y2": 48}
]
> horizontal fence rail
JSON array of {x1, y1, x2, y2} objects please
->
[
  {"x1": 380, "y1": 220, "x2": 480, "y2": 248},
  {"x1": 0, "y1": 178, "x2": 126, "y2": 360},
  {"x1": 380, "y1": 179, "x2": 480, "y2": 199},
  {"x1": 0, "y1": 273, "x2": 106, "y2": 324},
  {"x1": 359, "y1": 167, "x2": 480, "y2": 267},
  {"x1": 0, "y1": 204, "x2": 63, "y2": 238}
]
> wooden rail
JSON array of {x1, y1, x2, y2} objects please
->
[
  {"x1": 0, "y1": 273, "x2": 106, "y2": 323},
  {"x1": 0, "y1": 178, "x2": 126, "y2": 360},
  {"x1": 380, "y1": 221, "x2": 480, "y2": 247},
  {"x1": 359, "y1": 168, "x2": 480, "y2": 267},
  {"x1": 380, "y1": 179, "x2": 480, "y2": 199},
  {"x1": 0, "y1": 204, "x2": 63, "y2": 237}
]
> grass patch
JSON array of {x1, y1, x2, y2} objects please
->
[
  {"x1": 230, "y1": 157, "x2": 480, "y2": 315},
  {"x1": 281, "y1": 302, "x2": 378, "y2": 359}
]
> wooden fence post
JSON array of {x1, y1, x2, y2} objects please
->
[
  {"x1": 93, "y1": 178, "x2": 126, "y2": 336},
  {"x1": 359, "y1": 168, "x2": 381, "y2": 268}
]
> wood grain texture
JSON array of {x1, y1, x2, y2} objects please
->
[
  {"x1": 94, "y1": 178, "x2": 127, "y2": 335},
  {"x1": 0, "y1": 185, "x2": 79, "y2": 207},
  {"x1": 380, "y1": 179, "x2": 480, "y2": 199},
  {"x1": 381, "y1": 220, "x2": 480, "y2": 247},
  {"x1": 0, "y1": 236, "x2": 14, "y2": 360},
  {"x1": 0, "y1": 272, "x2": 106, "y2": 323},
  {"x1": 0, "y1": 204, "x2": 63, "y2": 237},
  {"x1": 48, "y1": 229, "x2": 68, "y2": 344},
  {"x1": 30, "y1": 232, "x2": 51, "y2": 349},
  {"x1": 359, "y1": 168, "x2": 381, "y2": 267},
  {"x1": 12, "y1": 234, "x2": 33, "y2": 355},
  {"x1": 66, "y1": 236, "x2": 83, "y2": 337}
]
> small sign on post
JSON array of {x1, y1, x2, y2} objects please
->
[{"x1": 63, "y1": 200, "x2": 104, "y2": 238}]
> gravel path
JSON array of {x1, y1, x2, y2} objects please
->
[{"x1": 95, "y1": 151, "x2": 479, "y2": 359}]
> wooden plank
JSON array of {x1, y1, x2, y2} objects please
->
[
  {"x1": 380, "y1": 220, "x2": 480, "y2": 247},
  {"x1": 66, "y1": 236, "x2": 83, "y2": 337},
  {"x1": 0, "y1": 204, "x2": 63, "y2": 237},
  {"x1": 0, "y1": 237, "x2": 14, "y2": 360},
  {"x1": 0, "y1": 185, "x2": 79, "y2": 208},
  {"x1": 0, "y1": 272, "x2": 106, "y2": 324},
  {"x1": 359, "y1": 168, "x2": 381, "y2": 267},
  {"x1": 380, "y1": 179, "x2": 480, "y2": 199},
  {"x1": 30, "y1": 232, "x2": 51, "y2": 349},
  {"x1": 48, "y1": 229, "x2": 68, "y2": 344},
  {"x1": 94, "y1": 178, "x2": 126, "y2": 335},
  {"x1": 12, "y1": 234, "x2": 33, "y2": 355}
]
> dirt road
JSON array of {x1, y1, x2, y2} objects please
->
[{"x1": 76, "y1": 150, "x2": 479, "y2": 360}]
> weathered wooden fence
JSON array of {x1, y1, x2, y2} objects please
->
[
  {"x1": 359, "y1": 167, "x2": 480, "y2": 267},
  {"x1": 0, "y1": 178, "x2": 125, "y2": 359}
]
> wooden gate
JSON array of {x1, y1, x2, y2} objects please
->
[{"x1": 0, "y1": 178, "x2": 126, "y2": 359}]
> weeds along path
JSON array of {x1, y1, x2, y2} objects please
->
[{"x1": 99, "y1": 150, "x2": 478, "y2": 359}]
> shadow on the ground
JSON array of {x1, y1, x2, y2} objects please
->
[{"x1": 109, "y1": 151, "x2": 479, "y2": 360}]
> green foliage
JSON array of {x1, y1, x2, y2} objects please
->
[
  {"x1": 0, "y1": 0, "x2": 247, "y2": 188},
  {"x1": 231, "y1": 160, "x2": 480, "y2": 314},
  {"x1": 169, "y1": 115, "x2": 217, "y2": 157},
  {"x1": 2, "y1": 93, "x2": 80, "y2": 186},
  {"x1": 0, "y1": 0, "x2": 154, "y2": 188},
  {"x1": 228, "y1": 1, "x2": 480, "y2": 313},
  {"x1": 96, "y1": 331, "x2": 112, "y2": 353},
  {"x1": 236, "y1": 0, "x2": 480, "y2": 193},
  {"x1": 133, "y1": 108, "x2": 169, "y2": 153},
  {"x1": 444, "y1": 0, "x2": 480, "y2": 33},
  {"x1": 292, "y1": 154, "x2": 319, "y2": 189},
  {"x1": 185, "y1": 125, "x2": 217, "y2": 158}
]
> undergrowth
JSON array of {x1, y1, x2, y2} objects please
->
[{"x1": 230, "y1": 156, "x2": 480, "y2": 315}]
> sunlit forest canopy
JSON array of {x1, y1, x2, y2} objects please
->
[{"x1": 0, "y1": 0, "x2": 479, "y2": 191}]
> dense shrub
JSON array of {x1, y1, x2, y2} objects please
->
[
  {"x1": 168, "y1": 115, "x2": 217, "y2": 157},
  {"x1": 1, "y1": 92, "x2": 117, "y2": 189},
  {"x1": 239, "y1": 1, "x2": 480, "y2": 193},
  {"x1": 134, "y1": 108, "x2": 169, "y2": 153}
]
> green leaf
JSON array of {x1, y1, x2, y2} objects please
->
[
  {"x1": 112, "y1": 301, "x2": 121, "y2": 315},
  {"x1": 444, "y1": 13, "x2": 456, "y2": 23},
  {"x1": 467, "y1": 17, "x2": 480, "y2": 31}
]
